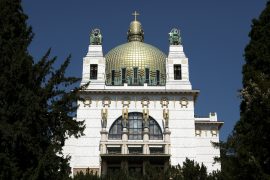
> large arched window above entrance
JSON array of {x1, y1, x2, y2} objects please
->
[
  {"x1": 108, "y1": 118, "x2": 122, "y2": 140},
  {"x1": 108, "y1": 112, "x2": 163, "y2": 140}
]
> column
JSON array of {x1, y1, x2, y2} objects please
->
[
  {"x1": 121, "y1": 160, "x2": 128, "y2": 174},
  {"x1": 101, "y1": 160, "x2": 107, "y2": 176},
  {"x1": 143, "y1": 127, "x2": 150, "y2": 154},
  {"x1": 122, "y1": 128, "x2": 128, "y2": 154}
]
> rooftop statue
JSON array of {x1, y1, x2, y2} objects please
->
[
  {"x1": 90, "y1": 28, "x2": 102, "y2": 45},
  {"x1": 169, "y1": 28, "x2": 182, "y2": 45}
]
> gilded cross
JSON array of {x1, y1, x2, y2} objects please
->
[{"x1": 132, "y1": 11, "x2": 140, "y2": 21}]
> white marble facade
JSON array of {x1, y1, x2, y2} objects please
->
[{"x1": 63, "y1": 25, "x2": 223, "y2": 176}]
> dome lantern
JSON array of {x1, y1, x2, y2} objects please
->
[{"x1": 127, "y1": 11, "x2": 144, "y2": 42}]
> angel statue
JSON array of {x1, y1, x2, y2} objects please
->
[
  {"x1": 169, "y1": 28, "x2": 182, "y2": 45},
  {"x1": 90, "y1": 28, "x2": 102, "y2": 45}
]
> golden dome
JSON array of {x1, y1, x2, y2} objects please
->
[{"x1": 105, "y1": 14, "x2": 166, "y2": 86}]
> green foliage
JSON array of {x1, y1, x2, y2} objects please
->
[
  {"x1": 166, "y1": 159, "x2": 213, "y2": 180},
  {"x1": 217, "y1": 1, "x2": 270, "y2": 179},
  {"x1": 143, "y1": 162, "x2": 165, "y2": 180},
  {"x1": 72, "y1": 159, "x2": 221, "y2": 180},
  {"x1": 0, "y1": 0, "x2": 85, "y2": 179},
  {"x1": 73, "y1": 169, "x2": 100, "y2": 180}
]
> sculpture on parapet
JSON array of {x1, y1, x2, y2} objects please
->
[
  {"x1": 90, "y1": 28, "x2": 102, "y2": 45},
  {"x1": 101, "y1": 108, "x2": 108, "y2": 128},
  {"x1": 169, "y1": 28, "x2": 182, "y2": 45},
  {"x1": 143, "y1": 108, "x2": 149, "y2": 128},
  {"x1": 163, "y1": 108, "x2": 169, "y2": 128},
  {"x1": 122, "y1": 108, "x2": 129, "y2": 128}
]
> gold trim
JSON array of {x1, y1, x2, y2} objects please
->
[
  {"x1": 141, "y1": 97, "x2": 150, "y2": 108},
  {"x1": 180, "y1": 97, "x2": 188, "y2": 108},
  {"x1": 102, "y1": 97, "x2": 111, "y2": 107},
  {"x1": 83, "y1": 98, "x2": 92, "y2": 107},
  {"x1": 122, "y1": 96, "x2": 131, "y2": 107},
  {"x1": 160, "y1": 97, "x2": 169, "y2": 108}
]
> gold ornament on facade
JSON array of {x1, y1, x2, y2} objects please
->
[
  {"x1": 180, "y1": 97, "x2": 188, "y2": 108},
  {"x1": 163, "y1": 108, "x2": 169, "y2": 128},
  {"x1": 122, "y1": 97, "x2": 131, "y2": 108},
  {"x1": 211, "y1": 128, "x2": 217, "y2": 137},
  {"x1": 101, "y1": 108, "x2": 108, "y2": 128},
  {"x1": 122, "y1": 107, "x2": 129, "y2": 128},
  {"x1": 83, "y1": 98, "x2": 92, "y2": 107},
  {"x1": 142, "y1": 108, "x2": 149, "y2": 128},
  {"x1": 195, "y1": 129, "x2": 201, "y2": 136},
  {"x1": 102, "y1": 97, "x2": 111, "y2": 107},
  {"x1": 141, "y1": 97, "x2": 150, "y2": 108},
  {"x1": 160, "y1": 97, "x2": 169, "y2": 108}
]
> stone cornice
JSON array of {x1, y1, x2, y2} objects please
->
[
  {"x1": 80, "y1": 89, "x2": 200, "y2": 101},
  {"x1": 195, "y1": 121, "x2": 224, "y2": 129}
]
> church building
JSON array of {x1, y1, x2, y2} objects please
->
[{"x1": 63, "y1": 12, "x2": 223, "y2": 176}]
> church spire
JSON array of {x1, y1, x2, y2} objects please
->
[{"x1": 127, "y1": 11, "x2": 144, "y2": 42}]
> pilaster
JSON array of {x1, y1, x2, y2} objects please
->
[
  {"x1": 164, "y1": 128, "x2": 171, "y2": 154},
  {"x1": 100, "y1": 130, "x2": 108, "y2": 154}
]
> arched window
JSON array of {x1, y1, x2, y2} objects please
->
[
  {"x1": 149, "y1": 118, "x2": 163, "y2": 140},
  {"x1": 108, "y1": 118, "x2": 122, "y2": 140},
  {"x1": 108, "y1": 112, "x2": 163, "y2": 140},
  {"x1": 128, "y1": 112, "x2": 143, "y2": 140}
]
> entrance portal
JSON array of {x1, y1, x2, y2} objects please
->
[{"x1": 101, "y1": 154, "x2": 170, "y2": 176}]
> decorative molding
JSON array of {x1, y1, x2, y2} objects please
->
[
  {"x1": 181, "y1": 59, "x2": 187, "y2": 64},
  {"x1": 102, "y1": 97, "x2": 111, "y2": 107},
  {"x1": 195, "y1": 129, "x2": 201, "y2": 136},
  {"x1": 180, "y1": 97, "x2": 188, "y2": 108},
  {"x1": 211, "y1": 128, "x2": 218, "y2": 137},
  {"x1": 160, "y1": 97, "x2": 169, "y2": 108},
  {"x1": 141, "y1": 97, "x2": 150, "y2": 108},
  {"x1": 122, "y1": 96, "x2": 131, "y2": 108},
  {"x1": 83, "y1": 98, "x2": 92, "y2": 107}
]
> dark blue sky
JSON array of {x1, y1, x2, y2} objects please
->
[{"x1": 22, "y1": 1, "x2": 266, "y2": 140}]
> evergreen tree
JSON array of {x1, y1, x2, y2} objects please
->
[
  {"x1": 0, "y1": 0, "x2": 85, "y2": 179},
  {"x1": 220, "y1": 1, "x2": 270, "y2": 179},
  {"x1": 181, "y1": 159, "x2": 208, "y2": 180}
]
